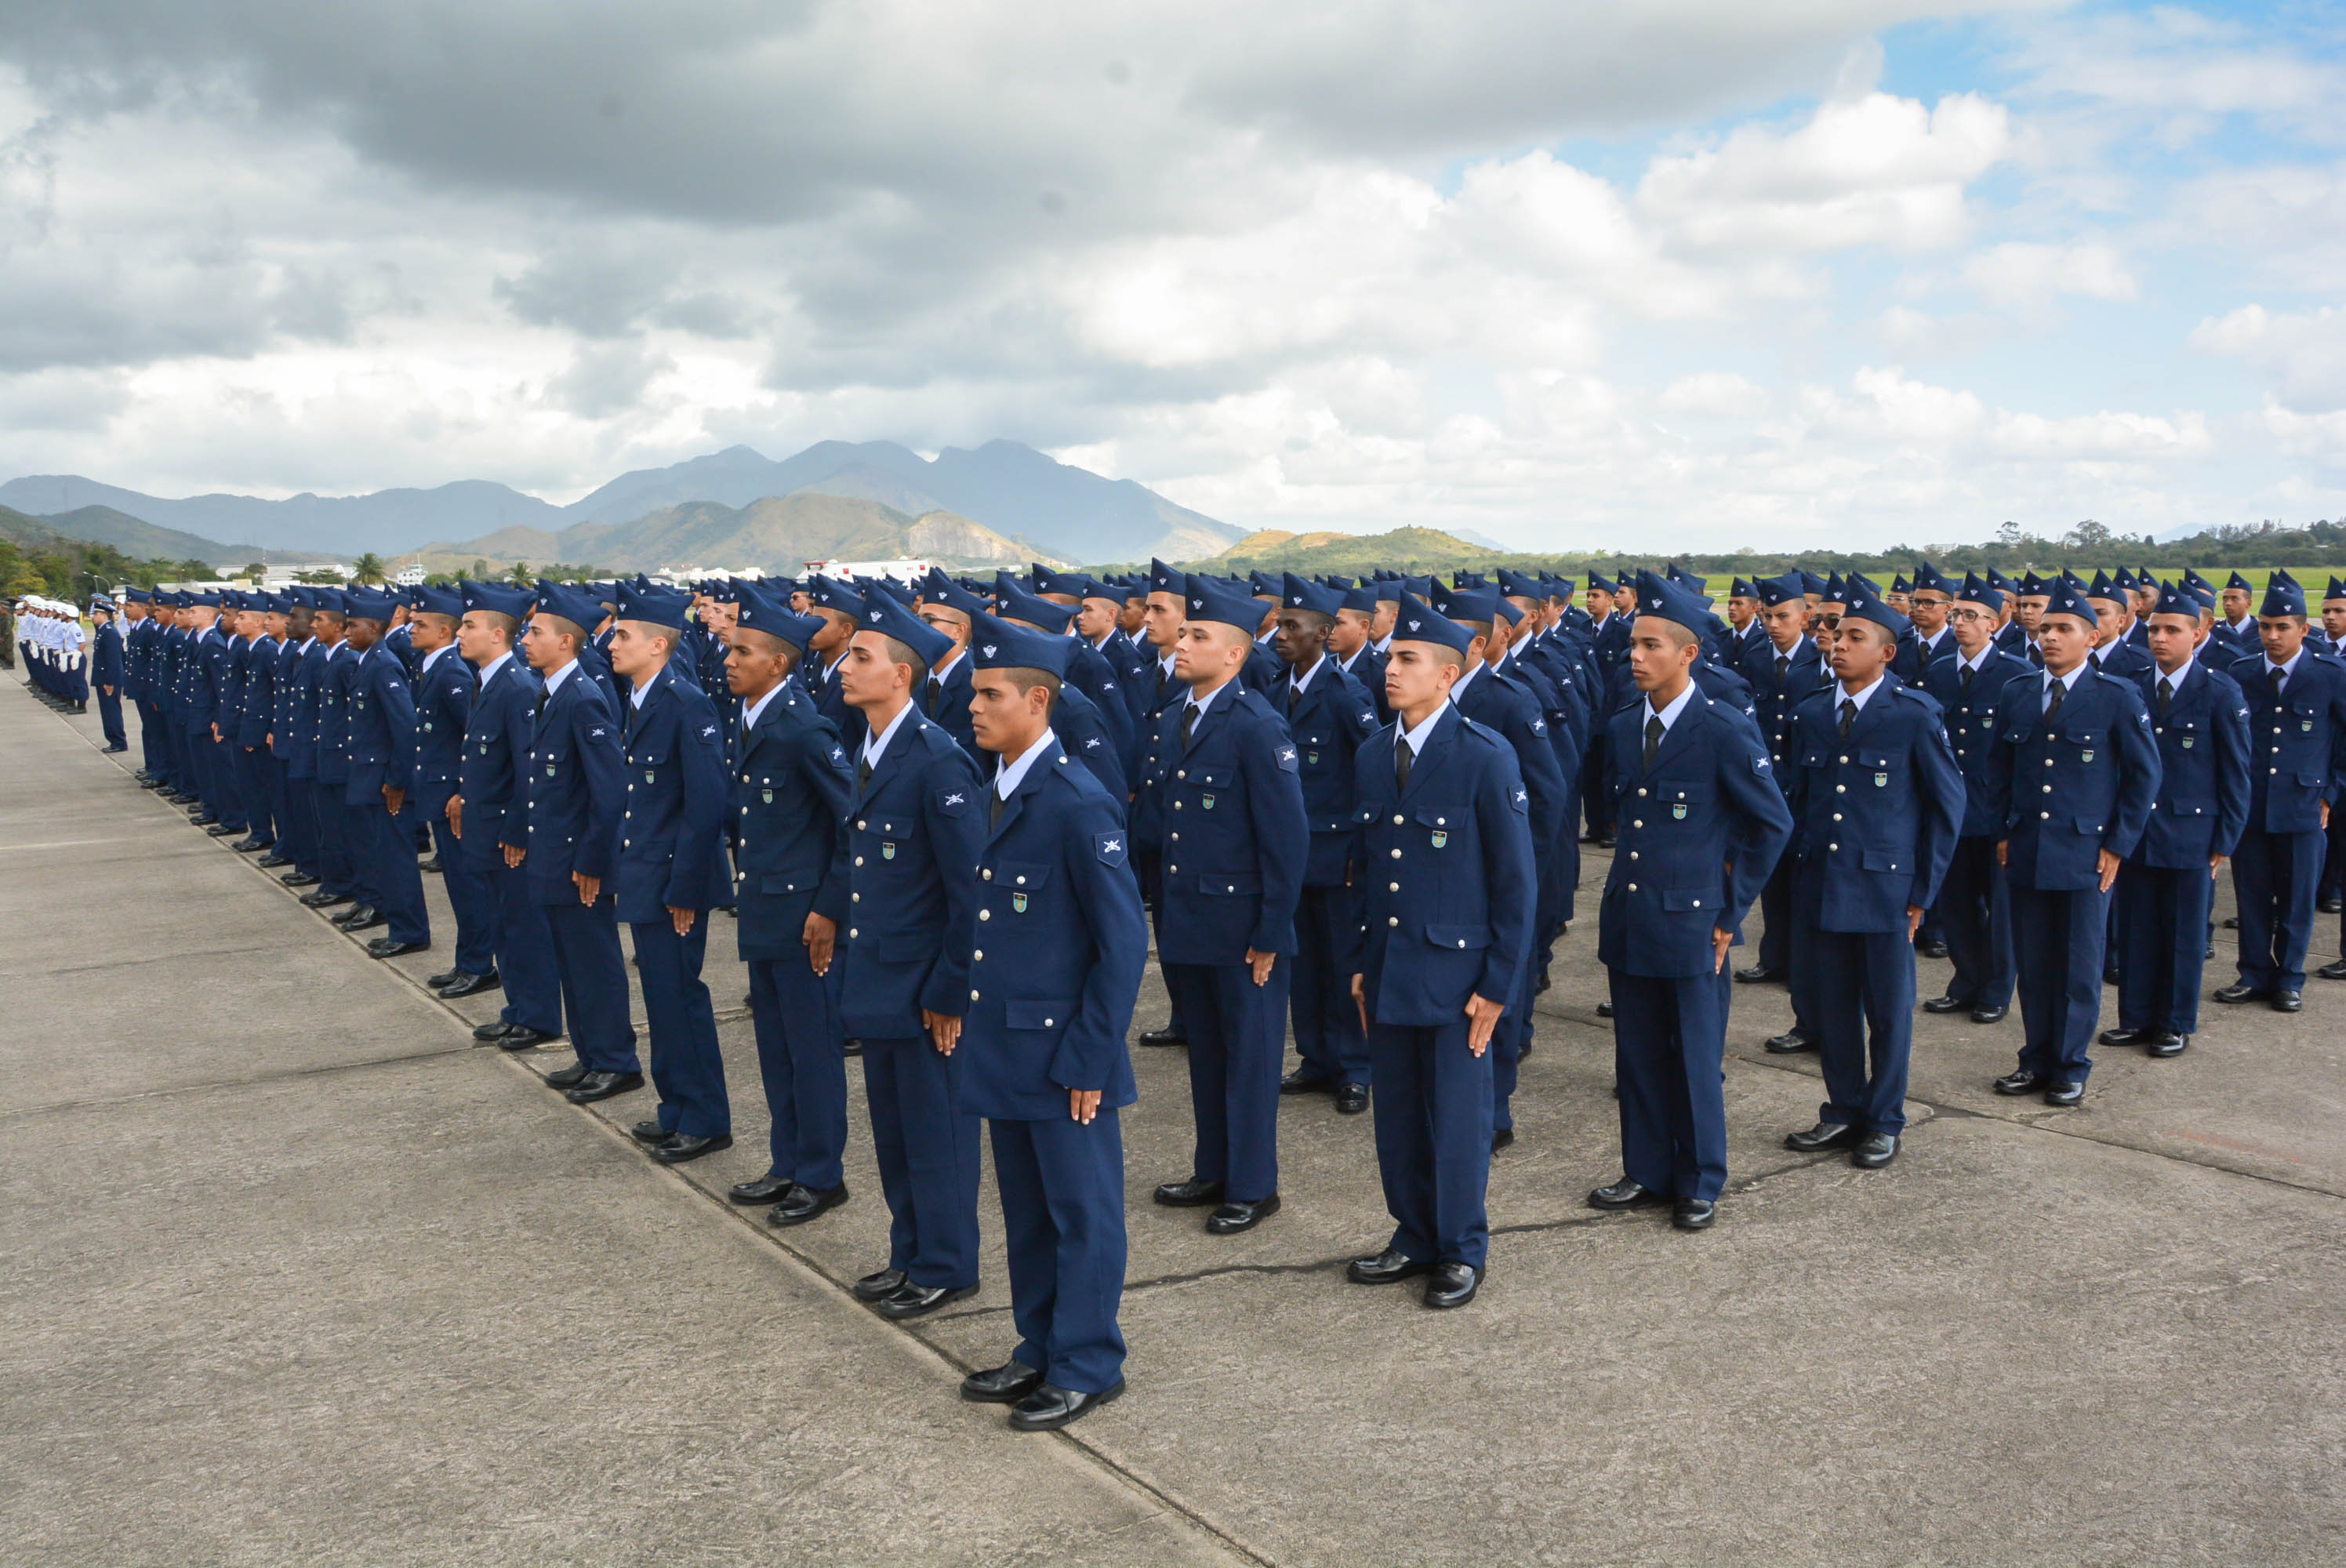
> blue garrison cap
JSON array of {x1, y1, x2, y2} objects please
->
[
  {"x1": 1956, "y1": 571, "x2": 2003, "y2": 615},
  {"x1": 2325, "y1": 576, "x2": 2346, "y2": 602},
  {"x1": 1912, "y1": 561, "x2": 1956, "y2": 597},
  {"x1": 969, "y1": 611, "x2": 1072, "y2": 677},
  {"x1": 1147, "y1": 557, "x2": 1186, "y2": 597},
  {"x1": 919, "y1": 567, "x2": 989, "y2": 620},
  {"x1": 411, "y1": 583, "x2": 463, "y2": 619},
  {"x1": 459, "y1": 579, "x2": 533, "y2": 619},
  {"x1": 1180, "y1": 572, "x2": 1266, "y2": 633},
  {"x1": 994, "y1": 574, "x2": 1074, "y2": 633},
  {"x1": 1755, "y1": 571, "x2": 1804, "y2": 608},
  {"x1": 1387, "y1": 590, "x2": 1474, "y2": 656},
  {"x1": 2087, "y1": 569, "x2": 2122, "y2": 602},
  {"x1": 2039, "y1": 573, "x2": 2099, "y2": 627},
  {"x1": 1427, "y1": 577, "x2": 1502, "y2": 626},
  {"x1": 732, "y1": 579, "x2": 825, "y2": 652},
  {"x1": 1373, "y1": 577, "x2": 1404, "y2": 603},
  {"x1": 343, "y1": 586, "x2": 398, "y2": 622},
  {"x1": 1496, "y1": 567, "x2": 1544, "y2": 601},
  {"x1": 2149, "y1": 580, "x2": 2202, "y2": 621},
  {"x1": 804, "y1": 575, "x2": 865, "y2": 619},
  {"x1": 1839, "y1": 576, "x2": 1912, "y2": 641},
  {"x1": 1586, "y1": 570, "x2": 1615, "y2": 594},
  {"x1": 531, "y1": 579, "x2": 605, "y2": 633},
  {"x1": 1798, "y1": 569, "x2": 1826, "y2": 597},
  {"x1": 1730, "y1": 576, "x2": 1758, "y2": 599},
  {"x1": 862, "y1": 575, "x2": 916, "y2": 608},
  {"x1": 1820, "y1": 572, "x2": 1846, "y2": 602},
  {"x1": 856, "y1": 583, "x2": 953, "y2": 666},
  {"x1": 1631, "y1": 569, "x2": 1712, "y2": 637},
  {"x1": 1890, "y1": 573, "x2": 1911, "y2": 595},
  {"x1": 2226, "y1": 571, "x2": 2253, "y2": 592},
  {"x1": 1280, "y1": 572, "x2": 1342, "y2": 617},
  {"x1": 2261, "y1": 571, "x2": 2307, "y2": 619},
  {"x1": 124, "y1": 586, "x2": 151, "y2": 604},
  {"x1": 1985, "y1": 567, "x2": 2016, "y2": 593},
  {"x1": 2015, "y1": 570, "x2": 2044, "y2": 595},
  {"x1": 616, "y1": 581, "x2": 690, "y2": 631},
  {"x1": 1338, "y1": 580, "x2": 1378, "y2": 615}
]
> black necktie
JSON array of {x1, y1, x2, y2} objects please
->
[
  {"x1": 2157, "y1": 677, "x2": 2173, "y2": 717},
  {"x1": 1287, "y1": 681, "x2": 1301, "y2": 713},
  {"x1": 533, "y1": 688, "x2": 547, "y2": 723},
  {"x1": 1643, "y1": 714, "x2": 1663, "y2": 771},
  {"x1": 1774, "y1": 653, "x2": 1789, "y2": 691},
  {"x1": 857, "y1": 753, "x2": 873, "y2": 790},
  {"x1": 1839, "y1": 699, "x2": 1856, "y2": 740},
  {"x1": 1395, "y1": 739, "x2": 1412, "y2": 791},
  {"x1": 924, "y1": 675, "x2": 941, "y2": 715},
  {"x1": 990, "y1": 783, "x2": 1005, "y2": 829},
  {"x1": 1180, "y1": 702, "x2": 1197, "y2": 750},
  {"x1": 2268, "y1": 664, "x2": 2286, "y2": 701},
  {"x1": 1959, "y1": 664, "x2": 1974, "y2": 694},
  {"x1": 2045, "y1": 679, "x2": 2065, "y2": 721}
]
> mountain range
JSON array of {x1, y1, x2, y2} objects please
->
[{"x1": 0, "y1": 439, "x2": 1244, "y2": 568}]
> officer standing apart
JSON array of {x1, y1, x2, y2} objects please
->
[
  {"x1": 607, "y1": 583, "x2": 735, "y2": 1164},
  {"x1": 818, "y1": 590, "x2": 986, "y2": 1318},
  {"x1": 1273, "y1": 572, "x2": 1381, "y2": 1116},
  {"x1": 1985, "y1": 574, "x2": 2161, "y2": 1107},
  {"x1": 721, "y1": 583, "x2": 859, "y2": 1225},
  {"x1": 1588, "y1": 572, "x2": 1792, "y2": 1231},
  {"x1": 408, "y1": 585, "x2": 499, "y2": 996},
  {"x1": 340, "y1": 589, "x2": 430, "y2": 960},
  {"x1": 90, "y1": 598, "x2": 128, "y2": 751},
  {"x1": 2103, "y1": 581, "x2": 2250, "y2": 1056},
  {"x1": 952, "y1": 620, "x2": 1148, "y2": 1431},
  {"x1": 2214, "y1": 572, "x2": 2346, "y2": 1013},
  {"x1": 1780, "y1": 583, "x2": 1964, "y2": 1169},
  {"x1": 1343, "y1": 593, "x2": 1534, "y2": 1308},
  {"x1": 1147, "y1": 574, "x2": 1308, "y2": 1236},
  {"x1": 514, "y1": 580, "x2": 641, "y2": 1105}
]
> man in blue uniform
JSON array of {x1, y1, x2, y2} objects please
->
[
  {"x1": 1342, "y1": 594, "x2": 1534, "y2": 1307},
  {"x1": 605, "y1": 582, "x2": 735, "y2": 1163},
  {"x1": 1734, "y1": 572, "x2": 1823, "y2": 1010},
  {"x1": 721, "y1": 582, "x2": 859, "y2": 1223},
  {"x1": 2213, "y1": 572, "x2": 2346, "y2": 1013},
  {"x1": 1587, "y1": 572, "x2": 1791, "y2": 1231},
  {"x1": 911, "y1": 568, "x2": 982, "y2": 756},
  {"x1": 404, "y1": 586, "x2": 498, "y2": 995},
  {"x1": 1272, "y1": 573, "x2": 1381, "y2": 1116},
  {"x1": 952, "y1": 619, "x2": 1148, "y2": 1431},
  {"x1": 819, "y1": 590, "x2": 987, "y2": 1316},
  {"x1": 1778, "y1": 583, "x2": 1964, "y2": 1168},
  {"x1": 1921, "y1": 572, "x2": 2033, "y2": 1023},
  {"x1": 515, "y1": 579, "x2": 641, "y2": 1104},
  {"x1": 340, "y1": 589, "x2": 430, "y2": 958},
  {"x1": 2101, "y1": 581, "x2": 2251, "y2": 1055},
  {"x1": 1985, "y1": 574, "x2": 2162, "y2": 1106},
  {"x1": 90, "y1": 598, "x2": 127, "y2": 750},
  {"x1": 1145, "y1": 573, "x2": 1308, "y2": 1236},
  {"x1": 1131, "y1": 557, "x2": 1193, "y2": 1049}
]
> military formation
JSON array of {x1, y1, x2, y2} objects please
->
[{"x1": 23, "y1": 557, "x2": 2346, "y2": 1428}]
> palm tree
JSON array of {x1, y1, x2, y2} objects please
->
[
  {"x1": 352, "y1": 552, "x2": 387, "y2": 586},
  {"x1": 508, "y1": 561, "x2": 535, "y2": 586}
]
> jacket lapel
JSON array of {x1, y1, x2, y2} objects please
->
[
  {"x1": 1400, "y1": 706, "x2": 1459, "y2": 804},
  {"x1": 1643, "y1": 694, "x2": 1703, "y2": 775},
  {"x1": 853, "y1": 712, "x2": 917, "y2": 809}
]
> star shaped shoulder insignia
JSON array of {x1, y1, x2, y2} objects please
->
[
  {"x1": 589, "y1": 727, "x2": 605, "y2": 738},
  {"x1": 701, "y1": 724, "x2": 717, "y2": 737},
  {"x1": 944, "y1": 790, "x2": 964, "y2": 805},
  {"x1": 1085, "y1": 736, "x2": 1100, "y2": 749}
]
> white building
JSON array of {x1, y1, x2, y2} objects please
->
[
  {"x1": 393, "y1": 564, "x2": 427, "y2": 586},
  {"x1": 802, "y1": 557, "x2": 929, "y2": 582}
]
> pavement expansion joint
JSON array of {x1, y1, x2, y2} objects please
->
[{"x1": 1, "y1": 1042, "x2": 474, "y2": 1122}]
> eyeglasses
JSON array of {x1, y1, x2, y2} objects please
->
[
  {"x1": 1814, "y1": 615, "x2": 1842, "y2": 630},
  {"x1": 1947, "y1": 608, "x2": 1990, "y2": 623}
]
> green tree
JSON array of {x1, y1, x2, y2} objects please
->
[
  {"x1": 242, "y1": 561, "x2": 267, "y2": 580},
  {"x1": 508, "y1": 560, "x2": 534, "y2": 586},
  {"x1": 351, "y1": 552, "x2": 387, "y2": 585},
  {"x1": 470, "y1": 558, "x2": 489, "y2": 582}
]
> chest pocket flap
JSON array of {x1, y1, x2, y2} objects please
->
[
  {"x1": 993, "y1": 859, "x2": 1054, "y2": 891},
  {"x1": 1187, "y1": 764, "x2": 1237, "y2": 788}
]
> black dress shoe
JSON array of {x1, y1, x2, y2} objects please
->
[
  {"x1": 1138, "y1": 1025, "x2": 1186, "y2": 1047},
  {"x1": 1923, "y1": 993, "x2": 1971, "y2": 1014},
  {"x1": 428, "y1": 967, "x2": 465, "y2": 989},
  {"x1": 544, "y1": 1062, "x2": 593, "y2": 1090},
  {"x1": 651, "y1": 1132, "x2": 732, "y2": 1164},
  {"x1": 2272, "y1": 989, "x2": 2303, "y2": 1012},
  {"x1": 729, "y1": 1173, "x2": 797, "y2": 1207},
  {"x1": 2322, "y1": 895, "x2": 2344, "y2": 914},
  {"x1": 436, "y1": 971, "x2": 502, "y2": 999},
  {"x1": 769, "y1": 1182, "x2": 849, "y2": 1225},
  {"x1": 256, "y1": 851, "x2": 293, "y2": 868},
  {"x1": 1850, "y1": 1132, "x2": 1899, "y2": 1168},
  {"x1": 2221, "y1": 916, "x2": 2239, "y2": 929},
  {"x1": 1153, "y1": 1178, "x2": 1224, "y2": 1207},
  {"x1": 418, "y1": 855, "x2": 441, "y2": 874},
  {"x1": 1346, "y1": 1247, "x2": 1434, "y2": 1285},
  {"x1": 1335, "y1": 1082, "x2": 1370, "y2": 1115},
  {"x1": 340, "y1": 909, "x2": 387, "y2": 933},
  {"x1": 1279, "y1": 1069, "x2": 1334, "y2": 1095},
  {"x1": 2206, "y1": 946, "x2": 2217, "y2": 960},
  {"x1": 2099, "y1": 1026, "x2": 2155, "y2": 1047},
  {"x1": 629, "y1": 1120, "x2": 671, "y2": 1145},
  {"x1": 2102, "y1": 967, "x2": 2120, "y2": 986},
  {"x1": 2145, "y1": 1032, "x2": 2188, "y2": 1058},
  {"x1": 1595, "y1": 1000, "x2": 1614, "y2": 1018},
  {"x1": 1423, "y1": 1262, "x2": 1480, "y2": 1309},
  {"x1": 205, "y1": 822, "x2": 241, "y2": 837},
  {"x1": 2320, "y1": 960, "x2": 2346, "y2": 981},
  {"x1": 1970, "y1": 1004, "x2": 2008, "y2": 1024},
  {"x1": 190, "y1": 813, "x2": 217, "y2": 825},
  {"x1": 961, "y1": 1359, "x2": 1044, "y2": 1404},
  {"x1": 873, "y1": 1280, "x2": 978, "y2": 1320},
  {"x1": 281, "y1": 873, "x2": 321, "y2": 888},
  {"x1": 1536, "y1": 964, "x2": 1552, "y2": 993},
  {"x1": 365, "y1": 936, "x2": 427, "y2": 959},
  {"x1": 1008, "y1": 1380, "x2": 1124, "y2": 1432},
  {"x1": 1491, "y1": 1127, "x2": 1515, "y2": 1152},
  {"x1": 2043, "y1": 1081, "x2": 2085, "y2": 1107},
  {"x1": 473, "y1": 1019, "x2": 518, "y2": 1042},
  {"x1": 329, "y1": 902, "x2": 376, "y2": 924},
  {"x1": 1672, "y1": 1199, "x2": 1716, "y2": 1230},
  {"x1": 1785, "y1": 1121, "x2": 1860, "y2": 1152},
  {"x1": 231, "y1": 836, "x2": 270, "y2": 853},
  {"x1": 564, "y1": 1070, "x2": 645, "y2": 1104},
  {"x1": 102, "y1": 742, "x2": 127, "y2": 753},
  {"x1": 852, "y1": 1266, "x2": 907, "y2": 1301},
  {"x1": 2212, "y1": 982, "x2": 2262, "y2": 1004},
  {"x1": 1587, "y1": 1178, "x2": 1667, "y2": 1211},
  {"x1": 1764, "y1": 1030, "x2": 1815, "y2": 1054},
  {"x1": 1205, "y1": 1194, "x2": 1279, "y2": 1234},
  {"x1": 841, "y1": 1038, "x2": 862, "y2": 1057},
  {"x1": 1918, "y1": 940, "x2": 1949, "y2": 959},
  {"x1": 499, "y1": 1026, "x2": 557, "y2": 1051},
  {"x1": 1734, "y1": 964, "x2": 1785, "y2": 983},
  {"x1": 1992, "y1": 1069, "x2": 2046, "y2": 1095}
]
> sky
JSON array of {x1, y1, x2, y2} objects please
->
[{"x1": 1, "y1": 0, "x2": 2342, "y2": 551}]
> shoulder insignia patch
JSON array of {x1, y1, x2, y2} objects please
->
[
  {"x1": 936, "y1": 786, "x2": 968, "y2": 815},
  {"x1": 1276, "y1": 743, "x2": 1299, "y2": 772},
  {"x1": 1095, "y1": 832, "x2": 1127, "y2": 866},
  {"x1": 1510, "y1": 786, "x2": 1529, "y2": 812},
  {"x1": 1754, "y1": 754, "x2": 1771, "y2": 772}
]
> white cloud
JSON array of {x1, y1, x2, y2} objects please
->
[
  {"x1": 1959, "y1": 241, "x2": 2137, "y2": 306},
  {"x1": 2193, "y1": 304, "x2": 2346, "y2": 413}
]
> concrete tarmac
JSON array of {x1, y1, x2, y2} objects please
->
[{"x1": 7, "y1": 684, "x2": 2343, "y2": 1566}]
